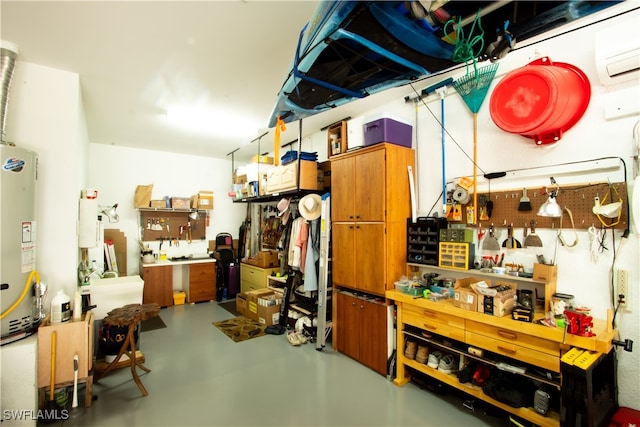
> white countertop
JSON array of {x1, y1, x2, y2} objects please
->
[{"x1": 141, "y1": 258, "x2": 215, "y2": 267}]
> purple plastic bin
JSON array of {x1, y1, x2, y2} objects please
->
[{"x1": 363, "y1": 118, "x2": 412, "y2": 148}]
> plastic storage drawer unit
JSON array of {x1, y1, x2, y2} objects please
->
[
  {"x1": 438, "y1": 242, "x2": 475, "y2": 270},
  {"x1": 406, "y1": 217, "x2": 447, "y2": 265}
]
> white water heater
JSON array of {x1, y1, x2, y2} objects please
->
[{"x1": 0, "y1": 145, "x2": 41, "y2": 344}]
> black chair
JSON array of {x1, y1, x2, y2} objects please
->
[{"x1": 212, "y1": 233, "x2": 235, "y2": 300}]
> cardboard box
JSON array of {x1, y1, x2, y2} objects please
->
[
  {"x1": 198, "y1": 190, "x2": 214, "y2": 208},
  {"x1": 191, "y1": 191, "x2": 214, "y2": 210},
  {"x1": 319, "y1": 160, "x2": 331, "y2": 189},
  {"x1": 453, "y1": 277, "x2": 485, "y2": 311},
  {"x1": 245, "y1": 250, "x2": 279, "y2": 268},
  {"x1": 251, "y1": 155, "x2": 274, "y2": 165},
  {"x1": 236, "y1": 292, "x2": 247, "y2": 316},
  {"x1": 170, "y1": 197, "x2": 190, "y2": 209},
  {"x1": 475, "y1": 286, "x2": 517, "y2": 316},
  {"x1": 533, "y1": 263, "x2": 558, "y2": 282},
  {"x1": 150, "y1": 200, "x2": 166, "y2": 208},
  {"x1": 246, "y1": 289, "x2": 281, "y2": 326}
]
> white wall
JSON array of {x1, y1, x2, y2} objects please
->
[
  {"x1": 407, "y1": 12, "x2": 640, "y2": 408},
  {"x1": 2, "y1": 60, "x2": 86, "y2": 425},
  {"x1": 2, "y1": 3, "x2": 638, "y2": 413},
  {"x1": 6, "y1": 61, "x2": 87, "y2": 306},
  {"x1": 254, "y1": 6, "x2": 640, "y2": 409},
  {"x1": 86, "y1": 144, "x2": 246, "y2": 276}
]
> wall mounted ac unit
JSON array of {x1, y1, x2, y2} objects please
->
[{"x1": 595, "y1": 15, "x2": 640, "y2": 86}]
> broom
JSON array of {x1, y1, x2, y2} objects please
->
[
  {"x1": 453, "y1": 63, "x2": 499, "y2": 224},
  {"x1": 518, "y1": 188, "x2": 532, "y2": 211}
]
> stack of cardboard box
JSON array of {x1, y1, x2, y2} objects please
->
[{"x1": 235, "y1": 289, "x2": 282, "y2": 326}]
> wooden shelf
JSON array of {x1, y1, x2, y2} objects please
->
[
  {"x1": 401, "y1": 359, "x2": 561, "y2": 427},
  {"x1": 138, "y1": 208, "x2": 209, "y2": 212},
  {"x1": 232, "y1": 189, "x2": 321, "y2": 204},
  {"x1": 403, "y1": 329, "x2": 561, "y2": 389},
  {"x1": 407, "y1": 263, "x2": 556, "y2": 312},
  {"x1": 407, "y1": 264, "x2": 548, "y2": 285}
]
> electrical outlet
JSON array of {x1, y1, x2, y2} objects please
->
[{"x1": 616, "y1": 269, "x2": 629, "y2": 308}]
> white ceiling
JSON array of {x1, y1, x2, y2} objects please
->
[
  {"x1": 5, "y1": 1, "x2": 627, "y2": 163},
  {"x1": 1, "y1": 1, "x2": 352, "y2": 161}
]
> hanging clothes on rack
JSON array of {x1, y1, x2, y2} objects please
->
[
  {"x1": 297, "y1": 220, "x2": 310, "y2": 273},
  {"x1": 288, "y1": 216, "x2": 304, "y2": 269},
  {"x1": 303, "y1": 218, "x2": 320, "y2": 291}
]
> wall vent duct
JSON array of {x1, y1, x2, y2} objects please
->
[{"x1": 0, "y1": 41, "x2": 19, "y2": 145}]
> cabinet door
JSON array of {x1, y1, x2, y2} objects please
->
[
  {"x1": 336, "y1": 292, "x2": 360, "y2": 360},
  {"x1": 354, "y1": 223, "x2": 386, "y2": 294},
  {"x1": 331, "y1": 223, "x2": 356, "y2": 288},
  {"x1": 359, "y1": 299, "x2": 388, "y2": 376},
  {"x1": 331, "y1": 156, "x2": 356, "y2": 222},
  {"x1": 142, "y1": 265, "x2": 173, "y2": 307},
  {"x1": 332, "y1": 149, "x2": 386, "y2": 222},
  {"x1": 354, "y1": 149, "x2": 385, "y2": 222}
]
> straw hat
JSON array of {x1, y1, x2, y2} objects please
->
[
  {"x1": 298, "y1": 194, "x2": 322, "y2": 221},
  {"x1": 277, "y1": 198, "x2": 291, "y2": 225}
]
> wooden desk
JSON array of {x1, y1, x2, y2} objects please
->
[{"x1": 140, "y1": 259, "x2": 216, "y2": 306}]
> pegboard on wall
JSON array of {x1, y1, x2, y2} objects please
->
[
  {"x1": 449, "y1": 181, "x2": 628, "y2": 230},
  {"x1": 140, "y1": 210, "x2": 207, "y2": 242}
]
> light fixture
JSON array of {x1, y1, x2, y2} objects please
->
[
  {"x1": 189, "y1": 211, "x2": 199, "y2": 220},
  {"x1": 100, "y1": 203, "x2": 120, "y2": 223},
  {"x1": 537, "y1": 178, "x2": 563, "y2": 218}
]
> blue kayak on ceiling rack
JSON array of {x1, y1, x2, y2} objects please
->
[
  {"x1": 267, "y1": 0, "x2": 458, "y2": 128},
  {"x1": 267, "y1": 0, "x2": 622, "y2": 129}
]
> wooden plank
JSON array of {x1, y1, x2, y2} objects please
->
[
  {"x1": 104, "y1": 228, "x2": 127, "y2": 276},
  {"x1": 94, "y1": 350, "x2": 145, "y2": 373}
]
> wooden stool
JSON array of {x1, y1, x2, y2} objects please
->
[{"x1": 94, "y1": 303, "x2": 160, "y2": 396}]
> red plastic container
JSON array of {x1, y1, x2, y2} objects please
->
[
  {"x1": 609, "y1": 407, "x2": 640, "y2": 426},
  {"x1": 489, "y1": 57, "x2": 591, "y2": 145}
]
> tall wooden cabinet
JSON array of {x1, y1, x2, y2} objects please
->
[
  {"x1": 331, "y1": 143, "x2": 414, "y2": 295},
  {"x1": 331, "y1": 142, "x2": 415, "y2": 375}
]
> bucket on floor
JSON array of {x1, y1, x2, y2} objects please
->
[{"x1": 173, "y1": 291, "x2": 186, "y2": 305}]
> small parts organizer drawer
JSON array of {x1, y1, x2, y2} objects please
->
[
  {"x1": 406, "y1": 217, "x2": 447, "y2": 265},
  {"x1": 438, "y1": 242, "x2": 475, "y2": 270}
]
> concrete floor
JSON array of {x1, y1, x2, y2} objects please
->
[{"x1": 50, "y1": 301, "x2": 510, "y2": 427}]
